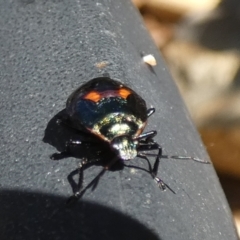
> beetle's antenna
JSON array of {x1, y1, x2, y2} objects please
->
[
  {"x1": 142, "y1": 152, "x2": 210, "y2": 164},
  {"x1": 167, "y1": 155, "x2": 209, "y2": 164}
]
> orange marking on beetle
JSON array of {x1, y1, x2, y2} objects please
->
[
  {"x1": 118, "y1": 88, "x2": 131, "y2": 99},
  {"x1": 84, "y1": 91, "x2": 101, "y2": 102}
]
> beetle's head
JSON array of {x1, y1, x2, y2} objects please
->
[{"x1": 111, "y1": 135, "x2": 137, "y2": 161}]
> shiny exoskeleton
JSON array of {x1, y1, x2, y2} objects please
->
[
  {"x1": 51, "y1": 76, "x2": 209, "y2": 202},
  {"x1": 66, "y1": 77, "x2": 150, "y2": 161}
]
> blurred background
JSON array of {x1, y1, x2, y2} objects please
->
[{"x1": 132, "y1": 0, "x2": 240, "y2": 236}]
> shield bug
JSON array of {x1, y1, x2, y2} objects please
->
[{"x1": 51, "y1": 76, "x2": 209, "y2": 202}]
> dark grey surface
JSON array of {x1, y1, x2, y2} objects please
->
[{"x1": 0, "y1": 0, "x2": 238, "y2": 240}]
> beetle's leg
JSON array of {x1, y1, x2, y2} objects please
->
[
  {"x1": 137, "y1": 142, "x2": 163, "y2": 186},
  {"x1": 50, "y1": 139, "x2": 83, "y2": 160},
  {"x1": 124, "y1": 162, "x2": 176, "y2": 192},
  {"x1": 67, "y1": 156, "x2": 119, "y2": 205},
  {"x1": 146, "y1": 108, "x2": 155, "y2": 117},
  {"x1": 67, "y1": 158, "x2": 101, "y2": 196},
  {"x1": 67, "y1": 158, "x2": 86, "y2": 194},
  {"x1": 137, "y1": 141, "x2": 175, "y2": 193},
  {"x1": 137, "y1": 153, "x2": 175, "y2": 193},
  {"x1": 135, "y1": 130, "x2": 157, "y2": 142},
  {"x1": 138, "y1": 153, "x2": 165, "y2": 190},
  {"x1": 51, "y1": 139, "x2": 101, "y2": 160},
  {"x1": 137, "y1": 141, "x2": 161, "y2": 174}
]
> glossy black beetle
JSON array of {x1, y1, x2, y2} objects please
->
[{"x1": 51, "y1": 76, "x2": 209, "y2": 202}]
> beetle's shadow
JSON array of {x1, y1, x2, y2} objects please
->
[{"x1": 43, "y1": 109, "x2": 124, "y2": 196}]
